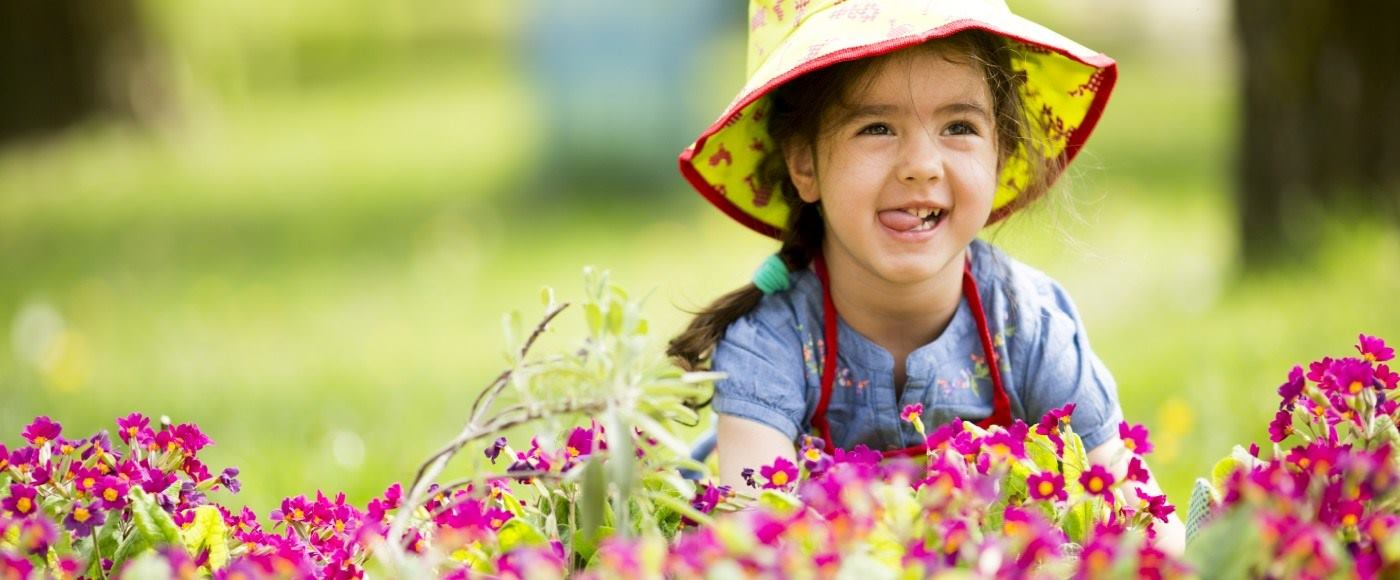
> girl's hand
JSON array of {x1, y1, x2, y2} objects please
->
[{"x1": 1087, "y1": 438, "x2": 1187, "y2": 555}]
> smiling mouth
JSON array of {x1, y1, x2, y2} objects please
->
[{"x1": 909, "y1": 208, "x2": 944, "y2": 231}]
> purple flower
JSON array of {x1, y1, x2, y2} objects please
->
[
  {"x1": 1027, "y1": 471, "x2": 1067, "y2": 502},
  {"x1": 1134, "y1": 489, "x2": 1176, "y2": 522},
  {"x1": 759, "y1": 457, "x2": 799, "y2": 489},
  {"x1": 1079, "y1": 465, "x2": 1116, "y2": 497},
  {"x1": 0, "y1": 552, "x2": 34, "y2": 579},
  {"x1": 63, "y1": 502, "x2": 105, "y2": 537},
  {"x1": 219, "y1": 467, "x2": 241, "y2": 494},
  {"x1": 1118, "y1": 422, "x2": 1153, "y2": 455},
  {"x1": 1331, "y1": 358, "x2": 1376, "y2": 395},
  {"x1": 1358, "y1": 334, "x2": 1395, "y2": 363},
  {"x1": 685, "y1": 482, "x2": 730, "y2": 525},
  {"x1": 94, "y1": 476, "x2": 130, "y2": 509},
  {"x1": 2, "y1": 484, "x2": 38, "y2": 517},
  {"x1": 1268, "y1": 408, "x2": 1294, "y2": 443},
  {"x1": 1377, "y1": 364, "x2": 1399, "y2": 390},
  {"x1": 484, "y1": 436, "x2": 507, "y2": 464},
  {"x1": 740, "y1": 467, "x2": 756, "y2": 488},
  {"x1": 116, "y1": 413, "x2": 151, "y2": 445},
  {"x1": 172, "y1": 423, "x2": 212, "y2": 455},
  {"x1": 21, "y1": 416, "x2": 61, "y2": 446},
  {"x1": 1278, "y1": 365, "x2": 1306, "y2": 407},
  {"x1": 13, "y1": 516, "x2": 57, "y2": 556}
]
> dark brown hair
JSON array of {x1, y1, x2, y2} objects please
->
[{"x1": 668, "y1": 30, "x2": 1055, "y2": 403}]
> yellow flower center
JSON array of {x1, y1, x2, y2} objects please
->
[
  {"x1": 1299, "y1": 457, "x2": 1312, "y2": 469},
  {"x1": 74, "y1": 507, "x2": 90, "y2": 523},
  {"x1": 34, "y1": 437, "x2": 48, "y2": 446},
  {"x1": 1088, "y1": 477, "x2": 1104, "y2": 493},
  {"x1": 567, "y1": 447, "x2": 580, "y2": 458},
  {"x1": 1124, "y1": 438, "x2": 1137, "y2": 451},
  {"x1": 1343, "y1": 514, "x2": 1359, "y2": 527},
  {"x1": 1038, "y1": 481, "x2": 1054, "y2": 497},
  {"x1": 84, "y1": 477, "x2": 96, "y2": 489},
  {"x1": 1350, "y1": 381, "x2": 1364, "y2": 394},
  {"x1": 104, "y1": 489, "x2": 119, "y2": 502},
  {"x1": 17, "y1": 497, "x2": 33, "y2": 513},
  {"x1": 127, "y1": 427, "x2": 138, "y2": 438},
  {"x1": 60, "y1": 444, "x2": 74, "y2": 454},
  {"x1": 1365, "y1": 353, "x2": 1378, "y2": 363},
  {"x1": 1004, "y1": 521, "x2": 1026, "y2": 536},
  {"x1": 292, "y1": 508, "x2": 305, "y2": 521},
  {"x1": 491, "y1": 518, "x2": 505, "y2": 529},
  {"x1": 335, "y1": 520, "x2": 345, "y2": 533},
  {"x1": 805, "y1": 448, "x2": 821, "y2": 462},
  {"x1": 1089, "y1": 551, "x2": 1110, "y2": 571},
  {"x1": 771, "y1": 471, "x2": 789, "y2": 486}
]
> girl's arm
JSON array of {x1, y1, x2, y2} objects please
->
[
  {"x1": 717, "y1": 414, "x2": 797, "y2": 497},
  {"x1": 1086, "y1": 439, "x2": 1187, "y2": 555}
]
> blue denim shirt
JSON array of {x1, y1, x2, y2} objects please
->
[{"x1": 711, "y1": 239, "x2": 1124, "y2": 452}]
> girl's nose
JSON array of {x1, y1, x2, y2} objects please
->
[{"x1": 897, "y1": 132, "x2": 944, "y2": 184}]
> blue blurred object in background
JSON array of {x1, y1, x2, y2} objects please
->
[{"x1": 520, "y1": 1, "x2": 739, "y2": 194}]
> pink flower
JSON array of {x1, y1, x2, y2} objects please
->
[
  {"x1": 1376, "y1": 364, "x2": 1399, "y2": 390},
  {"x1": 1278, "y1": 365, "x2": 1306, "y2": 407},
  {"x1": 759, "y1": 457, "x2": 799, "y2": 489},
  {"x1": 21, "y1": 416, "x2": 61, "y2": 446},
  {"x1": 1268, "y1": 408, "x2": 1294, "y2": 443},
  {"x1": 94, "y1": 476, "x2": 129, "y2": 510},
  {"x1": 62, "y1": 502, "x2": 105, "y2": 538},
  {"x1": 116, "y1": 413, "x2": 151, "y2": 445},
  {"x1": 1118, "y1": 422, "x2": 1153, "y2": 455},
  {"x1": 1027, "y1": 471, "x2": 1067, "y2": 502},
  {"x1": 1125, "y1": 457, "x2": 1150, "y2": 484},
  {"x1": 1079, "y1": 465, "x2": 1115, "y2": 497},
  {"x1": 901, "y1": 403, "x2": 924, "y2": 424},
  {"x1": 1134, "y1": 489, "x2": 1175, "y2": 523},
  {"x1": 1358, "y1": 334, "x2": 1395, "y2": 363},
  {"x1": 1330, "y1": 358, "x2": 1376, "y2": 395},
  {"x1": 2, "y1": 484, "x2": 38, "y2": 517}
]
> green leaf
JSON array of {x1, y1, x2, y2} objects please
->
[
  {"x1": 578, "y1": 458, "x2": 608, "y2": 546},
  {"x1": 757, "y1": 490, "x2": 802, "y2": 516},
  {"x1": 110, "y1": 532, "x2": 153, "y2": 572},
  {"x1": 496, "y1": 518, "x2": 548, "y2": 553},
  {"x1": 584, "y1": 303, "x2": 603, "y2": 336},
  {"x1": 1185, "y1": 505, "x2": 1261, "y2": 578},
  {"x1": 181, "y1": 505, "x2": 230, "y2": 571},
  {"x1": 131, "y1": 488, "x2": 181, "y2": 546},
  {"x1": 540, "y1": 286, "x2": 555, "y2": 308},
  {"x1": 1025, "y1": 432, "x2": 1060, "y2": 473},
  {"x1": 1063, "y1": 497, "x2": 1096, "y2": 545}
]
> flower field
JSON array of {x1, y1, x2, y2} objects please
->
[{"x1": 2, "y1": 274, "x2": 1397, "y2": 579}]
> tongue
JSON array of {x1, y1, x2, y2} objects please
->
[{"x1": 878, "y1": 210, "x2": 923, "y2": 232}]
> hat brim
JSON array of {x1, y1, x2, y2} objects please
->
[{"x1": 680, "y1": 16, "x2": 1117, "y2": 240}]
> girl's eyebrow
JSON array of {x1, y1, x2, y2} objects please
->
[{"x1": 839, "y1": 101, "x2": 992, "y2": 124}]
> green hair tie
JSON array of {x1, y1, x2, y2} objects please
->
[{"x1": 752, "y1": 254, "x2": 791, "y2": 295}]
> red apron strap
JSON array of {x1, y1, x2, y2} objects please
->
[{"x1": 809, "y1": 250, "x2": 1012, "y2": 459}]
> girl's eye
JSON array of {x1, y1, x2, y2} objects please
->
[
  {"x1": 858, "y1": 123, "x2": 893, "y2": 136},
  {"x1": 944, "y1": 121, "x2": 978, "y2": 136}
]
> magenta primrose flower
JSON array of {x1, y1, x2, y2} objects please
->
[
  {"x1": 1118, "y1": 422, "x2": 1153, "y2": 455},
  {"x1": 116, "y1": 412, "x2": 152, "y2": 444},
  {"x1": 901, "y1": 403, "x2": 924, "y2": 424},
  {"x1": 1278, "y1": 365, "x2": 1306, "y2": 407},
  {"x1": 1358, "y1": 334, "x2": 1395, "y2": 363},
  {"x1": 1027, "y1": 471, "x2": 1067, "y2": 502},
  {"x1": 63, "y1": 502, "x2": 105, "y2": 538},
  {"x1": 759, "y1": 456, "x2": 799, "y2": 489},
  {"x1": 1079, "y1": 465, "x2": 1116, "y2": 498},
  {"x1": 21, "y1": 416, "x2": 61, "y2": 446},
  {"x1": 1377, "y1": 364, "x2": 1399, "y2": 390},
  {"x1": 94, "y1": 476, "x2": 130, "y2": 510},
  {"x1": 2, "y1": 484, "x2": 38, "y2": 517},
  {"x1": 1268, "y1": 408, "x2": 1295, "y2": 443}
]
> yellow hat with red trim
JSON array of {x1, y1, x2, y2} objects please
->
[{"x1": 678, "y1": 0, "x2": 1116, "y2": 239}]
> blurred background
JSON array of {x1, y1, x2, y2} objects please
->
[{"x1": 2, "y1": 0, "x2": 1397, "y2": 514}]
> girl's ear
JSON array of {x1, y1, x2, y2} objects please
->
[{"x1": 784, "y1": 141, "x2": 820, "y2": 203}]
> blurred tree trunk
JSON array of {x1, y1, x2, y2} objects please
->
[
  {"x1": 0, "y1": 0, "x2": 165, "y2": 146},
  {"x1": 1234, "y1": 0, "x2": 1400, "y2": 268}
]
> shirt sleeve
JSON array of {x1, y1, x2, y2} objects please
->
[
  {"x1": 1019, "y1": 278, "x2": 1124, "y2": 451},
  {"x1": 711, "y1": 308, "x2": 809, "y2": 443}
]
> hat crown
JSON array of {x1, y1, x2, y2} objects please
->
[{"x1": 747, "y1": 0, "x2": 1013, "y2": 75}]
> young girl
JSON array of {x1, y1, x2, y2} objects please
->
[{"x1": 669, "y1": 0, "x2": 1184, "y2": 549}]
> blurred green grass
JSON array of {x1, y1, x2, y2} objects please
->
[{"x1": 2, "y1": 12, "x2": 1398, "y2": 518}]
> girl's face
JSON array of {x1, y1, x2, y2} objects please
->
[{"x1": 787, "y1": 47, "x2": 999, "y2": 287}]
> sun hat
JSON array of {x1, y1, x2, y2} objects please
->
[{"x1": 678, "y1": 0, "x2": 1117, "y2": 240}]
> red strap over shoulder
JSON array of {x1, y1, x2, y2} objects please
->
[{"x1": 810, "y1": 251, "x2": 1013, "y2": 459}]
